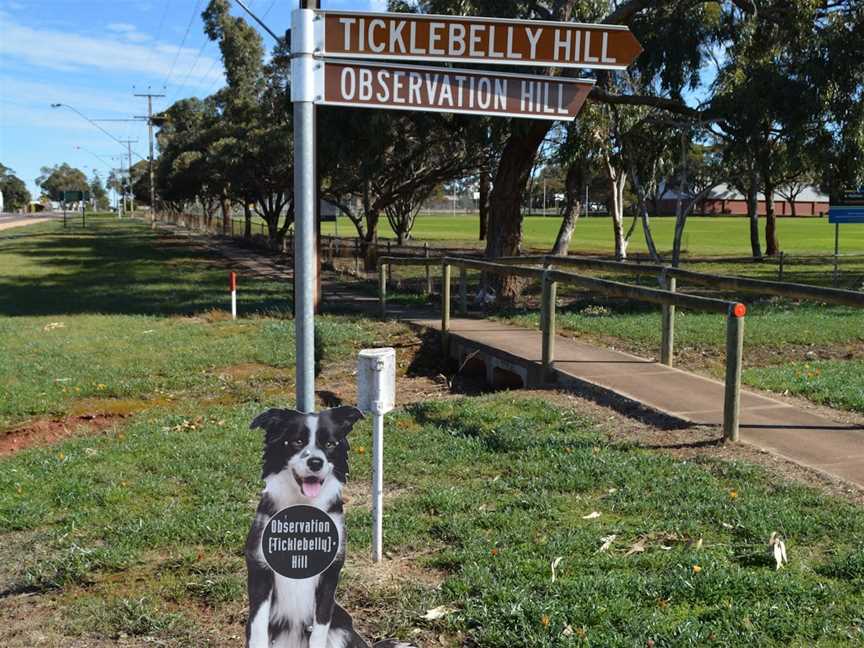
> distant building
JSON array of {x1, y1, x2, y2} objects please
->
[{"x1": 658, "y1": 183, "x2": 829, "y2": 217}]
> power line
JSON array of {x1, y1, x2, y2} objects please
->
[
  {"x1": 163, "y1": 0, "x2": 205, "y2": 89},
  {"x1": 143, "y1": 0, "x2": 172, "y2": 75}
]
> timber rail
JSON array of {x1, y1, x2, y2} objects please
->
[{"x1": 378, "y1": 255, "x2": 748, "y2": 443}]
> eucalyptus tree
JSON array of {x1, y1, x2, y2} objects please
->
[
  {"x1": 412, "y1": 0, "x2": 755, "y2": 298},
  {"x1": 319, "y1": 106, "x2": 478, "y2": 265},
  {"x1": 35, "y1": 163, "x2": 89, "y2": 202},
  {"x1": 0, "y1": 164, "x2": 31, "y2": 211}
]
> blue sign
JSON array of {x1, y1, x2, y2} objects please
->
[
  {"x1": 829, "y1": 188, "x2": 864, "y2": 224},
  {"x1": 829, "y1": 206, "x2": 864, "y2": 224}
]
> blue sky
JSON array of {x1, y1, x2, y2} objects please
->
[{"x1": 0, "y1": 0, "x2": 384, "y2": 197}]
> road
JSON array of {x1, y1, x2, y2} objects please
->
[{"x1": 0, "y1": 212, "x2": 63, "y2": 232}]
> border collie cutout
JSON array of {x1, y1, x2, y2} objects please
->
[{"x1": 246, "y1": 406, "x2": 415, "y2": 648}]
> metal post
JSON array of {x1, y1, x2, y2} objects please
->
[
  {"x1": 63, "y1": 201, "x2": 67, "y2": 228},
  {"x1": 541, "y1": 270, "x2": 557, "y2": 378},
  {"x1": 723, "y1": 306, "x2": 745, "y2": 442},
  {"x1": 833, "y1": 223, "x2": 840, "y2": 287},
  {"x1": 660, "y1": 275, "x2": 676, "y2": 366},
  {"x1": 292, "y1": 6, "x2": 317, "y2": 413},
  {"x1": 82, "y1": 201, "x2": 86, "y2": 228},
  {"x1": 441, "y1": 263, "x2": 451, "y2": 351},
  {"x1": 230, "y1": 272, "x2": 237, "y2": 320},
  {"x1": 459, "y1": 265, "x2": 467, "y2": 314},
  {"x1": 379, "y1": 263, "x2": 387, "y2": 319},
  {"x1": 778, "y1": 251, "x2": 784, "y2": 282},
  {"x1": 371, "y1": 409, "x2": 384, "y2": 562},
  {"x1": 424, "y1": 242, "x2": 431, "y2": 294}
]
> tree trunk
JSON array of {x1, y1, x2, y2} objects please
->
[
  {"x1": 671, "y1": 129, "x2": 689, "y2": 266},
  {"x1": 220, "y1": 196, "x2": 230, "y2": 236},
  {"x1": 606, "y1": 159, "x2": 628, "y2": 260},
  {"x1": 746, "y1": 168, "x2": 762, "y2": 259},
  {"x1": 485, "y1": 120, "x2": 551, "y2": 300},
  {"x1": 789, "y1": 199, "x2": 797, "y2": 218},
  {"x1": 478, "y1": 170, "x2": 490, "y2": 241},
  {"x1": 761, "y1": 166, "x2": 779, "y2": 256},
  {"x1": 243, "y1": 202, "x2": 252, "y2": 241},
  {"x1": 551, "y1": 164, "x2": 583, "y2": 256}
]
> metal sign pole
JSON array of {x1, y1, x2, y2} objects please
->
[
  {"x1": 292, "y1": 6, "x2": 317, "y2": 413},
  {"x1": 833, "y1": 222, "x2": 840, "y2": 287}
]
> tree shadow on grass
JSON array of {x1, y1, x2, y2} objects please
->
[{"x1": 0, "y1": 219, "x2": 292, "y2": 317}]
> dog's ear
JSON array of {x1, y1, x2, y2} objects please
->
[
  {"x1": 250, "y1": 408, "x2": 303, "y2": 439},
  {"x1": 321, "y1": 406, "x2": 364, "y2": 438}
]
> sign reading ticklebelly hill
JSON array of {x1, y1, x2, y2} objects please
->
[{"x1": 321, "y1": 12, "x2": 643, "y2": 70}]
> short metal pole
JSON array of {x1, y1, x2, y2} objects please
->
[
  {"x1": 723, "y1": 306, "x2": 745, "y2": 442},
  {"x1": 541, "y1": 271, "x2": 557, "y2": 378},
  {"x1": 379, "y1": 262, "x2": 387, "y2": 319},
  {"x1": 441, "y1": 263, "x2": 451, "y2": 351},
  {"x1": 833, "y1": 223, "x2": 840, "y2": 287},
  {"x1": 459, "y1": 265, "x2": 467, "y2": 314},
  {"x1": 424, "y1": 242, "x2": 431, "y2": 294},
  {"x1": 371, "y1": 408, "x2": 384, "y2": 562},
  {"x1": 660, "y1": 275, "x2": 676, "y2": 366},
  {"x1": 778, "y1": 251, "x2": 784, "y2": 282}
]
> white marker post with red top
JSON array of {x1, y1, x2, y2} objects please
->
[{"x1": 229, "y1": 272, "x2": 238, "y2": 320}]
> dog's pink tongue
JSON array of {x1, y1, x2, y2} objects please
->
[{"x1": 302, "y1": 478, "x2": 322, "y2": 499}]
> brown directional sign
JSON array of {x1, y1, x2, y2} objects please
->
[
  {"x1": 319, "y1": 60, "x2": 595, "y2": 121},
  {"x1": 320, "y1": 11, "x2": 642, "y2": 70}
]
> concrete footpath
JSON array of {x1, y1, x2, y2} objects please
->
[
  {"x1": 410, "y1": 316, "x2": 864, "y2": 488},
  {"x1": 157, "y1": 225, "x2": 864, "y2": 489}
]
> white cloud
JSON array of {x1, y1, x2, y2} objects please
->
[
  {"x1": 107, "y1": 22, "x2": 137, "y2": 33},
  {"x1": 0, "y1": 11, "x2": 223, "y2": 91}
]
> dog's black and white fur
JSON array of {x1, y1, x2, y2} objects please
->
[{"x1": 246, "y1": 406, "x2": 413, "y2": 648}]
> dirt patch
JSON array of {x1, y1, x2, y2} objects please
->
[{"x1": 0, "y1": 413, "x2": 126, "y2": 456}]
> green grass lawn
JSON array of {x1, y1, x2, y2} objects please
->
[
  {"x1": 1, "y1": 396, "x2": 862, "y2": 645},
  {"x1": 317, "y1": 213, "x2": 864, "y2": 257},
  {"x1": 2, "y1": 214, "x2": 863, "y2": 646}
]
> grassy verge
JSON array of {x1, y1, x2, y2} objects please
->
[
  {"x1": 744, "y1": 360, "x2": 864, "y2": 413},
  {"x1": 2, "y1": 395, "x2": 862, "y2": 645}
]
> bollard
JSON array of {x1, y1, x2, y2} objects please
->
[
  {"x1": 660, "y1": 274, "x2": 676, "y2": 366},
  {"x1": 459, "y1": 265, "x2": 467, "y2": 314},
  {"x1": 378, "y1": 263, "x2": 387, "y2": 319},
  {"x1": 356, "y1": 348, "x2": 396, "y2": 563},
  {"x1": 424, "y1": 243, "x2": 432, "y2": 294},
  {"x1": 229, "y1": 271, "x2": 237, "y2": 320},
  {"x1": 723, "y1": 304, "x2": 746, "y2": 442},
  {"x1": 541, "y1": 270, "x2": 557, "y2": 379},
  {"x1": 441, "y1": 263, "x2": 451, "y2": 352}
]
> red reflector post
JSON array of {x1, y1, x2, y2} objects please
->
[
  {"x1": 229, "y1": 271, "x2": 237, "y2": 292},
  {"x1": 732, "y1": 303, "x2": 746, "y2": 318}
]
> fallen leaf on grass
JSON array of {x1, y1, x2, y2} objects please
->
[
  {"x1": 550, "y1": 556, "x2": 563, "y2": 582},
  {"x1": 625, "y1": 539, "x2": 646, "y2": 557},
  {"x1": 582, "y1": 511, "x2": 601, "y2": 519},
  {"x1": 422, "y1": 605, "x2": 457, "y2": 620},
  {"x1": 43, "y1": 322, "x2": 65, "y2": 331},
  {"x1": 597, "y1": 534, "x2": 617, "y2": 553},
  {"x1": 769, "y1": 532, "x2": 788, "y2": 570}
]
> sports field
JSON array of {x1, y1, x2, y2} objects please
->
[{"x1": 318, "y1": 213, "x2": 864, "y2": 257}]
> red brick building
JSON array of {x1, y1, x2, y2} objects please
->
[{"x1": 658, "y1": 183, "x2": 829, "y2": 217}]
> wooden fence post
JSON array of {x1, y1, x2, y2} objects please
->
[
  {"x1": 441, "y1": 262, "x2": 451, "y2": 352},
  {"x1": 379, "y1": 262, "x2": 388, "y2": 319},
  {"x1": 541, "y1": 270, "x2": 557, "y2": 378},
  {"x1": 723, "y1": 305, "x2": 746, "y2": 442},
  {"x1": 425, "y1": 243, "x2": 432, "y2": 294},
  {"x1": 459, "y1": 266, "x2": 467, "y2": 314},
  {"x1": 660, "y1": 274, "x2": 676, "y2": 366}
]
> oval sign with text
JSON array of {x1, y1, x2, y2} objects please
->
[{"x1": 262, "y1": 505, "x2": 340, "y2": 579}]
